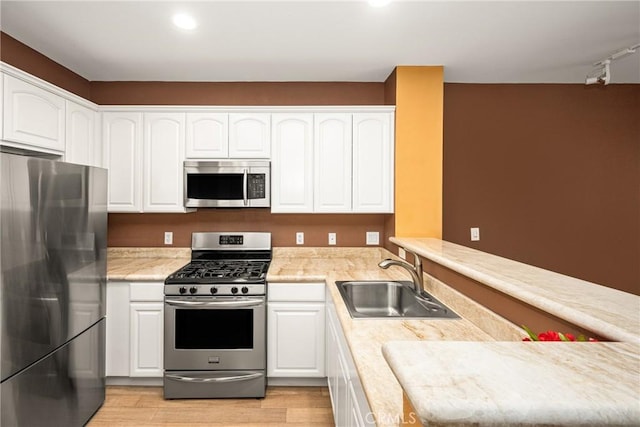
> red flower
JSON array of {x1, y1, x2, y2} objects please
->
[
  {"x1": 521, "y1": 325, "x2": 599, "y2": 342},
  {"x1": 538, "y1": 330, "x2": 560, "y2": 341}
]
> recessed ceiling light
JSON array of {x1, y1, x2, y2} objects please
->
[
  {"x1": 368, "y1": 0, "x2": 392, "y2": 7},
  {"x1": 172, "y1": 13, "x2": 197, "y2": 30}
]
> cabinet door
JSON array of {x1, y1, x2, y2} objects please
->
[
  {"x1": 229, "y1": 113, "x2": 270, "y2": 158},
  {"x1": 186, "y1": 112, "x2": 228, "y2": 158},
  {"x1": 267, "y1": 302, "x2": 325, "y2": 377},
  {"x1": 143, "y1": 112, "x2": 186, "y2": 212},
  {"x1": 314, "y1": 113, "x2": 352, "y2": 213},
  {"x1": 3, "y1": 74, "x2": 65, "y2": 152},
  {"x1": 106, "y1": 281, "x2": 130, "y2": 377},
  {"x1": 65, "y1": 100, "x2": 99, "y2": 166},
  {"x1": 271, "y1": 114, "x2": 314, "y2": 213},
  {"x1": 130, "y1": 302, "x2": 164, "y2": 377},
  {"x1": 326, "y1": 306, "x2": 340, "y2": 421},
  {"x1": 103, "y1": 112, "x2": 143, "y2": 212},
  {"x1": 352, "y1": 113, "x2": 394, "y2": 213},
  {"x1": 336, "y1": 347, "x2": 351, "y2": 427}
]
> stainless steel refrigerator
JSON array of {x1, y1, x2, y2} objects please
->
[{"x1": 0, "y1": 152, "x2": 107, "y2": 426}]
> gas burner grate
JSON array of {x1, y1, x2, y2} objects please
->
[{"x1": 170, "y1": 260, "x2": 269, "y2": 281}]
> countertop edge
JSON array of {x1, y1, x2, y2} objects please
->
[
  {"x1": 382, "y1": 340, "x2": 640, "y2": 426},
  {"x1": 390, "y1": 237, "x2": 640, "y2": 343}
]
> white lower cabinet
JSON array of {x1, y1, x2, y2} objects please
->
[
  {"x1": 267, "y1": 282, "x2": 325, "y2": 380},
  {"x1": 106, "y1": 281, "x2": 164, "y2": 380},
  {"x1": 326, "y1": 287, "x2": 374, "y2": 427},
  {"x1": 130, "y1": 301, "x2": 164, "y2": 377},
  {"x1": 105, "y1": 281, "x2": 130, "y2": 377}
]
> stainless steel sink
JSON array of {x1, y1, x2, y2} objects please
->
[{"x1": 336, "y1": 280, "x2": 459, "y2": 319}]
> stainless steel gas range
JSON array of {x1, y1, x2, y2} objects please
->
[{"x1": 163, "y1": 232, "x2": 271, "y2": 399}]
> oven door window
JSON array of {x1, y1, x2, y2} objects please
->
[
  {"x1": 186, "y1": 173, "x2": 244, "y2": 200},
  {"x1": 175, "y1": 308, "x2": 253, "y2": 349}
]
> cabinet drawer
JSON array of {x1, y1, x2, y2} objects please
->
[
  {"x1": 268, "y1": 282, "x2": 325, "y2": 302},
  {"x1": 130, "y1": 282, "x2": 164, "y2": 301}
]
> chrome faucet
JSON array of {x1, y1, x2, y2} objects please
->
[{"x1": 378, "y1": 250, "x2": 423, "y2": 293}]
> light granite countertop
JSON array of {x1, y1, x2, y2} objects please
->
[
  {"x1": 108, "y1": 247, "x2": 190, "y2": 281},
  {"x1": 383, "y1": 341, "x2": 640, "y2": 426},
  {"x1": 106, "y1": 243, "x2": 640, "y2": 426}
]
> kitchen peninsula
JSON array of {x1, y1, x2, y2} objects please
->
[{"x1": 385, "y1": 238, "x2": 640, "y2": 426}]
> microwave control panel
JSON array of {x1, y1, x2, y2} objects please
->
[{"x1": 247, "y1": 174, "x2": 266, "y2": 199}]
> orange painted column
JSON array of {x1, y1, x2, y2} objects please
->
[{"x1": 393, "y1": 66, "x2": 444, "y2": 238}]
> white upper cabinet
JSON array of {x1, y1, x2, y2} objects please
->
[
  {"x1": 66, "y1": 100, "x2": 101, "y2": 167},
  {"x1": 185, "y1": 112, "x2": 228, "y2": 158},
  {"x1": 229, "y1": 113, "x2": 271, "y2": 158},
  {"x1": 104, "y1": 110, "x2": 189, "y2": 213},
  {"x1": 352, "y1": 113, "x2": 394, "y2": 213},
  {"x1": 103, "y1": 112, "x2": 143, "y2": 212},
  {"x1": 272, "y1": 110, "x2": 394, "y2": 214},
  {"x1": 143, "y1": 112, "x2": 186, "y2": 212},
  {"x1": 314, "y1": 114, "x2": 352, "y2": 213},
  {"x1": 271, "y1": 114, "x2": 314, "y2": 213},
  {"x1": 3, "y1": 74, "x2": 65, "y2": 152}
]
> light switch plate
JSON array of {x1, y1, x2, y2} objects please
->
[
  {"x1": 398, "y1": 248, "x2": 406, "y2": 259},
  {"x1": 366, "y1": 231, "x2": 380, "y2": 245},
  {"x1": 470, "y1": 227, "x2": 480, "y2": 241}
]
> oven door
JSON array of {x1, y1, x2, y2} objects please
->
[{"x1": 164, "y1": 296, "x2": 266, "y2": 371}]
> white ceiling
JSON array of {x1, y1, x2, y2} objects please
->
[{"x1": 1, "y1": 0, "x2": 639, "y2": 83}]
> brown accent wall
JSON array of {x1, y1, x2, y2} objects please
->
[
  {"x1": 108, "y1": 210, "x2": 389, "y2": 248},
  {"x1": 90, "y1": 81, "x2": 384, "y2": 106},
  {"x1": 422, "y1": 258, "x2": 606, "y2": 340},
  {"x1": 443, "y1": 84, "x2": 640, "y2": 295},
  {"x1": 0, "y1": 32, "x2": 91, "y2": 99}
]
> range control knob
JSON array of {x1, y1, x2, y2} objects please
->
[
  {"x1": 231, "y1": 287, "x2": 238, "y2": 294},
  {"x1": 241, "y1": 286, "x2": 249, "y2": 294},
  {"x1": 210, "y1": 287, "x2": 218, "y2": 295},
  {"x1": 189, "y1": 286, "x2": 198, "y2": 294},
  {"x1": 179, "y1": 286, "x2": 187, "y2": 294}
]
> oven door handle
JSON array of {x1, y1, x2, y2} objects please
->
[
  {"x1": 165, "y1": 298, "x2": 264, "y2": 308},
  {"x1": 165, "y1": 372, "x2": 263, "y2": 383}
]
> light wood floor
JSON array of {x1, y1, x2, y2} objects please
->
[{"x1": 87, "y1": 386, "x2": 334, "y2": 426}]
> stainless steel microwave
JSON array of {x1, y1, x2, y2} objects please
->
[{"x1": 184, "y1": 161, "x2": 270, "y2": 208}]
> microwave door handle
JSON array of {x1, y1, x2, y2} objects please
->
[{"x1": 243, "y1": 169, "x2": 248, "y2": 206}]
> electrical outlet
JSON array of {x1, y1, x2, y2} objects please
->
[
  {"x1": 366, "y1": 231, "x2": 380, "y2": 245},
  {"x1": 328, "y1": 232, "x2": 337, "y2": 245},
  {"x1": 398, "y1": 247, "x2": 406, "y2": 259},
  {"x1": 164, "y1": 231, "x2": 173, "y2": 245},
  {"x1": 470, "y1": 227, "x2": 480, "y2": 241},
  {"x1": 296, "y1": 232, "x2": 304, "y2": 245}
]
